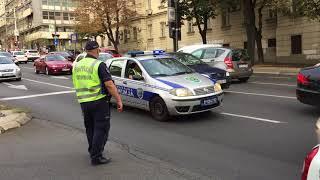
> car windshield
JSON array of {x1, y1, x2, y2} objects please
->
[
  {"x1": 14, "y1": 52, "x2": 24, "y2": 55},
  {"x1": 98, "y1": 53, "x2": 113, "y2": 62},
  {"x1": 170, "y1": 53, "x2": 205, "y2": 66},
  {"x1": 28, "y1": 50, "x2": 38, "y2": 53},
  {"x1": 0, "y1": 57, "x2": 14, "y2": 64},
  {"x1": 140, "y1": 58, "x2": 193, "y2": 77},
  {"x1": 56, "y1": 52, "x2": 70, "y2": 57},
  {"x1": 46, "y1": 55, "x2": 66, "y2": 61},
  {"x1": 0, "y1": 52, "x2": 12, "y2": 57}
]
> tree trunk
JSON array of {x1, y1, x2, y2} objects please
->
[
  {"x1": 256, "y1": 32, "x2": 264, "y2": 64},
  {"x1": 243, "y1": 0, "x2": 256, "y2": 65},
  {"x1": 201, "y1": 31, "x2": 207, "y2": 44}
]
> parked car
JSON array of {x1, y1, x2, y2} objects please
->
[
  {"x1": 167, "y1": 52, "x2": 231, "y2": 89},
  {"x1": 0, "y1": 52, "x2": 19, "y2": 64},
  {"x1": 34, "y1": 54, "x2": 73, "y2": 75},
  {"x1": 100, "y1": 48, "x2": 122, "y2": 57},
  {"x1": 25, "y1": 49, "x2": 40, "y2": 61},
  {"x1": 50, "y1": 51, "x2": 75, "y2": 62},
  {"x1": 0, "y1": 56, "x2": 22, "y2": 81},
  {"x1": 178, "y1": 45, "x2": 253, "y2": 82},
  {"x1": 107, "y1": 52, "x2": 224, "y2": 121},
  {"x1": 12, "y1": 51, "x2": 28, "y2": 64},
  {"x1": 296, "y1": 64, "x2": 320, "y2": 106}
]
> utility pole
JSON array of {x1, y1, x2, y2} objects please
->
[
  {"x1": 174, "y1": 0, "x2": 179, "y2": 51},
  {"x1": 13, "y1": 8, "x2": 18, "y2": 48},
  {"x1": 168, "y1": 0, "x2": 180, "y2": 52}
]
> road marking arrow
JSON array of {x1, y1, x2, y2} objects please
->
[{"x1": 2, "y1": 82, "x2": 28, "y2": 90}]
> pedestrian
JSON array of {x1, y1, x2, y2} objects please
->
[{"x1": 72, "y1": 41, "x2": 123, "y2": 166}]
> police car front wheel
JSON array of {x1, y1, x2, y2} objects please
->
[{"x1": 150, "y1": 96, "x2": 169, "y2": 122}]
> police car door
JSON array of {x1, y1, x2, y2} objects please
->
[
  {"x1": 108, "y1": 59, "x2": 129, "y2": 105},
  {"x1": 123, "y1": 59, "x2": 148, "y2": 110}
]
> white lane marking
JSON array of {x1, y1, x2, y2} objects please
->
[
  {"x1": 249, "y1": 81, "x2": 296, "y2": 87},
  {"x1": 251, "y1": 75, "x2": 292, "y2": 79},
  {"x1": 221, "y1": 112, "x2": 286, "y2": 124},
  {"x1": 22, "y1": 78, "x2": 74, "y2": 89},
  {"x1": 225, "y1": 90, "x2": 296, "y2": 99},
  {"x1": 21, "y1": 67, "x2": 34, "y2": 70},
  {"x1": 0, "y1": 90, "x2": 75, "y2": 101},
  {"x1": 51, "y1": 76, "x2": 69, "y2": 80},
  {"x1": 2, "y1": 82, "x2": 28, "y2": 90}
]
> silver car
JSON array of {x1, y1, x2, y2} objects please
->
[
  {"x1": 0, "y1": 56, "x2": 22, "y2": 81},
  {"x1": 108, "y1": 54, "x2": 224, "y2": 121},
  {"x1": 179, "y1": 45, "x2": 253, "y2": 82}
]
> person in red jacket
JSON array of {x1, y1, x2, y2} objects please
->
[{"x1": 302, "y1": 118, "x2": 320, "y2": 180}]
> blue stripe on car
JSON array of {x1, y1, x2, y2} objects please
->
[{"x1": 156, "y1": 79, "x2": 184, "y2": 88}]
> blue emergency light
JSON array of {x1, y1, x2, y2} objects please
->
[{"x1": 153, "y1": 50, "x2": 165, "y2": 55}]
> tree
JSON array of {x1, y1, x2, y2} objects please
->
[
  {"x1": 75, "y1": 0, "x2": 136, "y2": 52},
  {"x1": 300, "y1": 0, "x2": 320, "y2": 20},
  {"x1": 181, "y1": 0, "x2": 219, "y2": 44}
]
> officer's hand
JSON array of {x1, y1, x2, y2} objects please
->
[{"x1": 117, "y1": 101, "x2": 123, "y2": 112}]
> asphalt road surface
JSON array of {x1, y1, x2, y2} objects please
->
[{"x1": 1, "y1": 63, "x2": 318, "y2": 180}]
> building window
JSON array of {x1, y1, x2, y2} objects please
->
[
  {"x1": 54, "y1": 0, "x2": 60, "y2": 6},
  {"x1": 221, "y1": 10, "x2": 230, "y2": 27},
  {"x1": 49, "y1": 12, "x2": 54, "y2": 20},
  {"x1": 120, "y1": 31, "x2": 124, "y2": 40},
  {"x1": 187, "y1": 20, "x2": 194, "y2": 33},
  {"x1": 268, "y1": 38, "x2": 276, "y2": 48},
  {"x1": 207, "y1": 18, "x2": 212, "y2": 30},
  {"x1": 63, "y1": 13, "x2": 69, "y2": 20},
  {"x1": 268, "y1": 9, "x2": 277, "y2": 19},
  {"x1": 148, "y1": 0, "x2": 151, "y2": 10},
  {"x1": 291, "y1": 35, "x2": 302, "y2": 54},
  {"x1": 160, "y1": 22, "x2": 166, "y2": 37},
  {"x1": 42, "y1": 11, "x2": 49, "y2": 19},
  {"x1": 133, "y1": 27, "x2": 138, "y2": 40},
  {"x1": 42, "y1": 0, "x2": 48, "y2": 5},
  {"x1": 69, "y1": 13, "x2": 75, "y2": 20},
  {"x1": 147, "y1": 24, "x2": 152, "y2": 39},
  {"x1": 223, "y1": 43, "x2": 230, "y2": 47},
  {"x1": 55, "y1": 12, "x2": 61, "y2": 20},
  {"x1": 244, "y1": 41, "x2": 247, "y2": 49}
]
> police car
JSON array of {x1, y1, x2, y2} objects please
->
[{"x1": 108, "y1": 51, "x2": 224, "y2": 121}]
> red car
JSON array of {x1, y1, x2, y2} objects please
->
[
  {"x1": 34, "y1": 54, "x2": 73, "y2": 75},
  {"x1": 100, "y1": 48, "x2": 122, "y2": 57}
]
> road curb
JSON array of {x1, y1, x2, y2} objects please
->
[
  {"x1": 253, "y1": 71, "x2": 298, "y2": 76},
  {"x1": 0, "y1": 108, "x2": 32, "y2": 134}
]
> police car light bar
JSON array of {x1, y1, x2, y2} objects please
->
[{"x1": 128, "y1": 50, "x2": 166, "y2": 57}]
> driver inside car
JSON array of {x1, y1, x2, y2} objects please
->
[{"x1": 128, "y1": 62, "x2": 142, "y2": 80}]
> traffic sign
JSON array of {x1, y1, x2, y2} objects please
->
[
  {"x1": 54, "y1": 38, "x2": 59, "y2": 46},
  {"x1": 71, "y1": 33, "x2": 78, "y2": 43}
]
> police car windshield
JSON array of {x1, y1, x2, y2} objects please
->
[
  {"x1": 98, "y1": 53, "x2": 113, "y2": 62},
  {"x1": 0, "y1": 57, "x2": 14, "y2": 64},
  {"x1": 140, "y1": 58, "x2": 193, "y2": 77},
  {"x1": 170, "y1": 53, "x2": 205, "y2": 66}
]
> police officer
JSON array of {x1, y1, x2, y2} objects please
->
[{"x1": 72, "y1": 41, "x2": 123, "y2": 166}]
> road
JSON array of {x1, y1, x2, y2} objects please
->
[{"x1": 1, "y1": 63, "x2": 318, "y2": 180}]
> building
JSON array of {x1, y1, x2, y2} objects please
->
[
  {"x1": 0, "y1": 0, "x2": 77, "y2": 51},
  {"x1": 106, "y1": 0, "x2": 320, "y2": 65}
]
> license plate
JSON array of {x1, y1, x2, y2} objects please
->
[
  {"x1": 239, "y1": 64, "x2": 248, "y2": 68},
  {"x1": 2, "y1": 73, "x2": 14, "y2": 77},
  {"x1": 217, "y1": 79, "x2": 227, "y2": 84},
  {"x1": 201, "y1": 97, "x2": 218, "y2": 106},
  {"x1": 62, "y1": 68, "x2": 70, "y2": 71}
]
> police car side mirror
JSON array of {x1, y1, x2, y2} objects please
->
[{"x1": 132, "y1": 75, "x2": 144, "y2": 81}]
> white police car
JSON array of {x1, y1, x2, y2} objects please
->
[{"x1": 108, "y1": 51, "x2": 224, "y2": 121}]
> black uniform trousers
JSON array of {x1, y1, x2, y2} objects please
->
[{"x1": 80, "y1": 97, "x2": 110, "y2": 160}]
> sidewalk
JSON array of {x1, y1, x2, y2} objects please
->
[
  {"x1": 0, "y1": 119, "x2": 215, "y2": 180},
  {"x1": 253, "y1": 65, "x2": 302, "y2": 76}
]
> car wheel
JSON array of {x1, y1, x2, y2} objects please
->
[
  {"x1": 16, "y1": 77, "x2": 21, "y2": 81},
  {"x1": 150, "y1": 96, "x2": 170, "y2": 122},
  {"x1": 45, "y1": 67, "x2": 50, "y2": 75},
  {"x1": 34, "y1": 66, "x2": 39, "y2": 74},
  {"x1": 239, "y1": 77, "x2": 250, "y2": 82}
]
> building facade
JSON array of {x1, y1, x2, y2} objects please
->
[
  {"x1": 106, "y1": 0, "x2": 320, "y2": 64},
  {"x1": 0, "y1": 0, "x2": 77, "y2": 51}
]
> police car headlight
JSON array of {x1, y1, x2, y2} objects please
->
[
  {"x1": 226, "y1": 72, "x2": 230, "y2": 76},
  {"x1": 170, "y1": 88, "x2": 194, "y2": 97},
  {"x1": 214, "y1": 83, "x2": 222, "y2": 92}
]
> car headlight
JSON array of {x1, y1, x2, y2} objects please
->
[
  {"x1": 214, "y1": 83, "x2": 222, "y2": 92},
  {"x1": 170, "y1": 88, "x2": 194, "y2": 97},
  {"x1": 16, "y1": 68, "x2": 21, "y2": 72},
  {"x1": 226, "y1": 72, "x2": 230, "y2": 76}
]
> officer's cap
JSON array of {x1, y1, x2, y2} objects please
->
[{"x1": 85, "y1": 41, "x2": 100, "y2": 51}]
